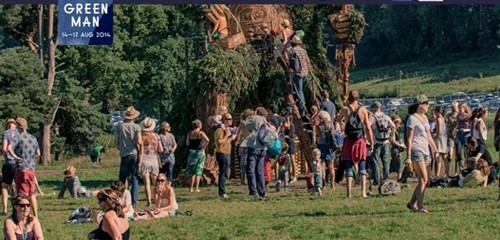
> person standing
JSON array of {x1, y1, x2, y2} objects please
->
[
  {"x1": 320, "y1": 90, "x2": 336, "y2": 124},
  {"x1": 336, "y1": 90, "x2": 374, "y2": 198},
  {"x1": 185, "y1": 120, "x2": 209, "y2": 193},
  {"x1": 369, "y1": 101, "x2": 395, "y2": 185},
  {"x1": 214, "y1": 113, "x2": 236, "y2": 198},
  {"x1": 389, "y1": 115, "x2": 406, "y2": 181},
  {"x1": 7, "y1": 118, "x2": 40, "y2": 217},
  {"x1": 455, "y1": 102, "x2": 471, "y2": 175},
  {"x1": 159, "y1": 122, "x2": 177, "y2": 184},
  {"x1": 2, "y1": 119, "x2": 18, "y2": 215},
  {"x1": 432, "y1": 106, "x2": 448, "y2": 177},
  {"x1": 244, "y1": 107, "x2": 268, "y2": 197},
  {"x1": 236, "y1": 109, "x2": 254, "y2": 185},
  {"x1": 139, "y1": 118, "x2": 163, "y2": 207},
  {"x1": 115, "y1": 106, "x2": 142, "y2": 207},
  {"x1": 445, "y1": 102, "x2": 459, "y2": 175},
  {"x1": 406, "y1": 95, "x2": 439, "y2": 213},
  {"x1": 289, "y1": 35, "x2": 311, "y2": 117}
]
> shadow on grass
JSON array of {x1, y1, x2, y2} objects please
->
[{"x1": 39, "y1": 179, "x2": 116, "y2": 190}]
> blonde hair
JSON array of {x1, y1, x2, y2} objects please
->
[
  {"x1": 312, "y1": 148, "x2": 321, "y2": 157},
  {"x1": 64, "y1": 165, "x2": 76, "y2": 176}
]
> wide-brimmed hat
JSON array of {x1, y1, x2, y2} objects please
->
[
  {"x1": 123, "y1": 106, "x2": 140, "y2": 120},
  {"x1": 16, "y1": 118, "x2": 28, "y2": 129},
  {"x1": 290, "y1": 36, "x2": 302, "y2": 44},
  {"x1": 5, "y1": 118, "x2": 16, "y2": 128},
  {"x1": 281, "y1": 19, "x2": 290, "y2": 27},
  {"x1": 64, "y1": 165, "x2": 76, "y2": 176},
  {"x1": 140, "y1": 117, "x2": 156, "y2": 132},
  {"x1": 412, "y1": 94, "x2": 434, "y2": 105}
]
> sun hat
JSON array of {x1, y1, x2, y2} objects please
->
[
  {"x1": 140, "y1": 117, "x2": 156, "y2": 132},
  {"x1": 123, "y1": 106, "x2": 140, "y2": 120},
  {"x1": 5, "y1": 118, "x2": 16, "y2": 128},
  {"x1": 290, "y1": 35, "x2": 302, "y2": 44},
  {"x1": 64, "y1": 165, "x2": 77, "y2": 176},
  {"x1": 16, "y1": 118, "x2": 28, "y2": 129},
  {"x1": 281, "y1": 19, "x2": 290, "y2": 27},
  {"x1": 412, "y1": 94, "x2": 434, "y2": 105}
]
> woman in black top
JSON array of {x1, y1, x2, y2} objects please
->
[{"x1": 88, "y1": 189, "x2": 130, "y2": 240}]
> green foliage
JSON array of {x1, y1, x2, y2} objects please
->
[{"x1": 192, "y1": 45, "x2": 260, "y2": 101}]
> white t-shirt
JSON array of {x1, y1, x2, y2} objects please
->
[
  {"x1": 122, "y1": 189, "x2": 134, "y2": 219},
  {"x1": 472, "y1": 118, "x2": 487, "y2": 141},
  {"x1": 407, "y1": 114, "x2": 431, "y2": 155}
]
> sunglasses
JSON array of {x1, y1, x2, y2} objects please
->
[
  {"x1": 224, "y1": 118, "x2": 233, "y2": 121},
  {"x1": 157, "y1": 179, "x2": 166, "y2": 183},
  {"x1": 16, "y1": 203, "x2": 30, "y2": 208}
]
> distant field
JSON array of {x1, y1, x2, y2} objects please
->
[{"x1": 350, "y1": 56, "x2": 500, "y2": 98}]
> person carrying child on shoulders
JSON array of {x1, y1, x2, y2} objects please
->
[{"x1": 274, "y1": 142, "x2": 291, "y2": 192}]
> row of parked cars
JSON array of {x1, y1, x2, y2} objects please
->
[{"x1": 362, "y1": 92, "x2": 500, "y2": 114}]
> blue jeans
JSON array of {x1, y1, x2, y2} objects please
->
[
  {"x1": 372, "y1": 143, "x2": 390, "y2": 183},
  {"x1": 160, "y1": 160, "x2": 175, "y2": 184},
  {"x1": 293, "y1": 75, "x2": 307, "y2": 116},
  {"x1": 119, "y1": 154, "x2": 139, "y2": 206},
  {"x1": 246, "y1": 148, "x2": 266, "y2": 197},
  {"x1": 216, "y1": 153, "x2": 231, "y2": 196}
]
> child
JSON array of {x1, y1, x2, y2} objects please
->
[
  {"x1": 274, "y1": 142, "x2": 291, "y2": 192},
  {"x1": 58, "y1": 166, "x2": 97, "y2": 199},
  {"x1": 311, "y1": 148, "x2": 323, "y2": 196}
]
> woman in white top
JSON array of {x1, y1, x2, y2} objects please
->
[
  {"x1": 111, "y1": 181, "x2": 134, "y2": 220},
  {"x1": 471, "y1": 106, "x2": 488, "y2": 146},
  {"x1": 139, "y1": 118, "x2": 163, "y2": 207},
  {"x1": 406, "y1": 95, "x2": 439, "y2": 214},
  {"x1": 134, "y1": 174, "x2": 178, "y2": 220},
  {"x1": 432, "y1": 106, "x2": 448, "y2": 177}
]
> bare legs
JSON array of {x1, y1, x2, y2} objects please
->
[
  {"x1": 190, "y1": 175, "x2": 201, "y2": 192},
  {"x1": 435, "y1": 153, "x2": 448, "y2": 177},
  {"x1": 327, "y1": 160, "x2": 335, "y2": 189},
  {"x1": 408, "y1": 160, "x2": 428, "y2": 212},
  {"x1": 346, "y1": 175, "x2": 366, "y2": 198},
  {"x1": 30, "y1": 194, "x2": 38, "y2": 217},
  {"x1": 1, "y1": 183, "x2": 11, "y2": 215},
  {"x1": 143, "y1": 172, "x2": 157, "y2": 206}
]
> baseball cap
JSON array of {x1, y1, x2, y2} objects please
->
[{"x1": 412, "y1": 94, "x2": 434, "y2": 105}]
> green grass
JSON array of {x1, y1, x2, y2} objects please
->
[
  {"x1": 29, "y1": 171, "x2": 500, "y2": 240},
  {"x1": 350, "y1": 56, "x2": 500, "y2": 98}
]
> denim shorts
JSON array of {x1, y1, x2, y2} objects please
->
[
  {"x1": 411, "y1": 149, "x2": 430, "y2": 164},
  {"x1": 344, "y1": 160, "x2": 367, "y2": 178}
]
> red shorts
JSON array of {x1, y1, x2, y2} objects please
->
[
  {"x1": 341, "y1": 138, "x2": 367, "y2": 164},
  {"x1": 14, "y1": 170, "x2": 35, "y2": 195}
]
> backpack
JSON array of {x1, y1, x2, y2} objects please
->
[
  {"x1": 257, "y1": 121, "x2": 278, "y2": 147},
  {"x1": 322, "y1": 125, "x2": 343, "y2": 152},
  {"x1": 378, "y1": 179, "x2": 401, "y2": 195},
  {"x1": 373, "y1": 114, "x2": 391, "y2": 141},
  {"x1": 345, "y1": 106, "x2": 364, "y2": 139},
  {"x1": 288, "y1": 49, "x2": 301, "y2": 72},
  {"x1": 268, "y1": 138, "x2": 283, "y2": 156}
]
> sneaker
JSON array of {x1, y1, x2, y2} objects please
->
[
  {"x1": 221, "y1": 194, "x2": 229, "y2": 199},
  {"x1": 289, "y1": 177, "x2": 297, "y2": 184}
]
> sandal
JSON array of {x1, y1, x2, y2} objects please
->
[
  {"x1": 406, "y1": 202, "x2": 417, "y2": 212},
  {"x1": 418, "y1": 208, "x2": 429, "y2": 214}
]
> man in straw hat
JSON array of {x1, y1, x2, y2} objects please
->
[
  {"x1": 2, "y1": 118, "x2": 19, "y2": 215},
  {"x1": 289, "y1": 35, "x2": 311, "y2": 117},
  {"x1": 115, "y1": 106, "x2": 142, "y2": 207},
  {"x1": 7, "y1": 118, "x2": 40, "y2": 217}
]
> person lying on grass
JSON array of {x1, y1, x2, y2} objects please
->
[
  {"x1": 134, "y1": 174, "x2": 178, "y2": 220},
  {"x1": 58, "y1": 166, "x2": 99, "y2": 199}
]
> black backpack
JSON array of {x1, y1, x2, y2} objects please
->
[
  {"x1": 345, "y1": 105, "x2": 364, "y2": 139},
  {"x1": 288, "y1": 49, "x2": 301, "y2": 72}
]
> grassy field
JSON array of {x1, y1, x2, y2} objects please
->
[{"x1": 350, "y1": 56, "x2": 500, "y2": 98}]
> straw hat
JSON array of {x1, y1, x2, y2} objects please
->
[
  {"x1": 5, "y1": 118, "x2": 16, "y2": 128},
  {"x1": 281, "y1": 19, "x2": 290, "y2": 27},
  {"x1": 123, "y1": 106, "x2": 140, "y2": 120},
  {"x1": 64, "y1": 165, "x2": 77, "y2": 176},
  {"x1": 140, "y1": 117, "x2": 156, "y2": 132}
]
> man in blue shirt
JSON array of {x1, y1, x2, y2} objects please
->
[{"x1": 1, "y1": 119, "x2": 18, "y2": 215}]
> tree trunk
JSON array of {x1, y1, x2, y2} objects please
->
[
  {"x1": 42, "y1": 4, "x2": 56, "y2": 165},
  {"x1": 195, "y1": 89, "x2": 227, "y2": 157},
  {"x1": 38, "y1": 4, "x2": 43, "y2": 78}
]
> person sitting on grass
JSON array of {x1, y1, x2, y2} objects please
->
[
  {"x1": 58, "y1": 166, "x2": 98, "y2": 199},
  {"x1": 89, "y1": 144, "x2": 106, "y2": 163},
  {"x1": 274, "y1": 142, "x2": 291, "y2": 192},
  {"x1": 3, "y1": 194, "x2": 44, "y2": 240},
  {"x1": 134, "y1": 174, "x2": 178, "y2": 220},
  {"x1": 449, "y1": 158, "x2": 490, "y2": 188},
  {"x1": 88, "y1": 189, "x2": 130, "y2": 240},
  {"x1": 110, "y1": 181, "x2": 134, "y2": 220}
]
